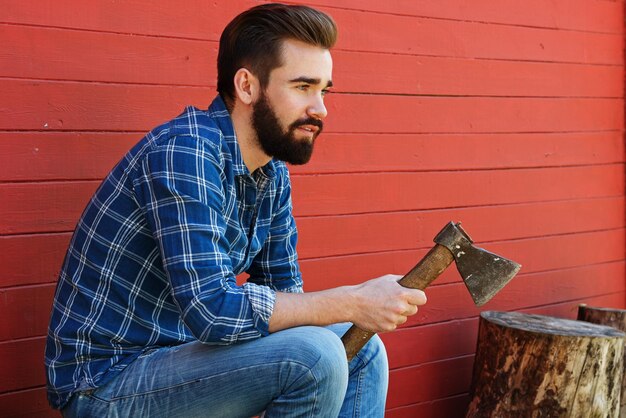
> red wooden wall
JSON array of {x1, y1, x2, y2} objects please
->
[{"x1": 1, "y1": 1, "x2": 625, "y2": 416}]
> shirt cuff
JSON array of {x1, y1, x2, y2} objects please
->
[
  {"x1": 242, "y1": 282, "x2": 276, "y2": 336},
  {"x1": 280, "y1": 284, "x2": 304, "y2": 294}
]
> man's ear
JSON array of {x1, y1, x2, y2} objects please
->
[{"x1": 233, "y1": 68, "x2": 259, "y2": 106}]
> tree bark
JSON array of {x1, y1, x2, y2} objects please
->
[
  {"x1": 466, "y1": 311, "x2": 625, "y2": 418},
  {"x1": 578, "y1": 305, "x2": 626, "y2": 418}
]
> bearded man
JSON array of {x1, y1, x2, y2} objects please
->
[{"x1": 46, "y1": 4, "x2": 427, "y2": 417}]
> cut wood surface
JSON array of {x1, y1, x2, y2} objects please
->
[{"x1": 467, "y1": 311, "x2": 625, "y2": 417}]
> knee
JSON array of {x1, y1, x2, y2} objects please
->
[
  {"x1": 355, "y1": 334, "x2": 389, "y2": 378},
  {"x1": 283, "y1": 327, "x2": 349, "y2": 390}
]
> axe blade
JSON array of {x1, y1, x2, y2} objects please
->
[{"x1": 456, "y1": 244, "x2": 521, "y2": 306}]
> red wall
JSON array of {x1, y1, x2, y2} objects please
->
[{"x1": 1, "y1": 1, "x2": 624, "y2": 416}]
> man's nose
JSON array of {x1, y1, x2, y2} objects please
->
[{"x1": 307, "y1": 93, "x2": 328, "y2": 120}]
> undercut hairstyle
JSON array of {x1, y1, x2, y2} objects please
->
[{"x1": 217, "y1": 3, "x2": 337, "y2": 110}]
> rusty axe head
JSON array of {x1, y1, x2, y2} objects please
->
[{"x1": 434, "y1": 222, "x2": 521, "y2": 306}]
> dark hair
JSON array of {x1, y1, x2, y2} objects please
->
[{"x1": 217, "y1": 3, "x2": 337, "y2": 109}]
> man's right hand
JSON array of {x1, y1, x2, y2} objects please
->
[
  {"x1": 349, "y1": 274, "x2": 427, "y2": 333},
  {"x1": 268, "y1": 274, "x2": 427, "y2": 334}
]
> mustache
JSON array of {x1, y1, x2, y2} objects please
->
[{"x1": 290, "y1": 117, "x2": 324, "y2": 132}]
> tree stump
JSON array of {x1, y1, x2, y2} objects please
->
[
  {"x1": 578, "y1": 305, "x2": 626, "y2": 417},
  {"x1": 466, "y1": 311, "x2": 625, "y2": 418}
]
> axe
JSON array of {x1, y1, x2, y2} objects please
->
[{"x1": 342, "y1": 221, "x2": 521, "y2": 361}]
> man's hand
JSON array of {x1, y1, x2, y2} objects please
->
[
  {"x1": 349, "y1": 274, "x2": 427, "y2": 333},
  {"x1": 268, "y1": 274, "x2": 427, "y2": 334}
]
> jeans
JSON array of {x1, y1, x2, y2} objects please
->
[{"x1": 62, "y1": 323, "x2": 389, "y2": 417}]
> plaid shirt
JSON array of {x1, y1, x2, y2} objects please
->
[{"x1": 45, "y1": 96, "x2": 303, "y2": 409}]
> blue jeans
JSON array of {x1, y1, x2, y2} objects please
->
[{"x1": 62, "y1": 323, "x2": 388, "y2": 417}]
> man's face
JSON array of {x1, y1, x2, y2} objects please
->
[{"x1": 251, "y1": 39, "x2": 333, "y2": 165}]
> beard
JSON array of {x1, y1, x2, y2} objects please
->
[{"x1": 251, "y1": 92, "x2": 323, "y2": 165}]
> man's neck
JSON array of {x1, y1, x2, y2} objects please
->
[{"x1": 230, "y1": 103, "x2": 272, "y2": 174}]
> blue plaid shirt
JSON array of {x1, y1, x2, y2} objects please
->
[{"x1": 45, "y1": 96, "x2": 303, "y2": 409}]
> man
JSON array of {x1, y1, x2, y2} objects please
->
[{"x1": 46, "y1": 3, "x2": 427, "y2": 417}]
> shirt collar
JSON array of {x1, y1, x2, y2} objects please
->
[{"x1": 207, "y1": 95, "x2": 276, "y2": 179}]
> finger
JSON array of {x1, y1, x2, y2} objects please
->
[
  {"x1": 403, "y1": 304, "x2": 418, "y2": 316},
  {"x1": 406, "y1": 289, "x2": 427, "y2": 306},
  {"x1": 386, "y1": 274, "x2": 404, "y2": 282}
]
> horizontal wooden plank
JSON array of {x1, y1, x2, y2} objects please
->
[
  {"x1": 0, "y1": 284, "x2": 55, "y2": 341},
  {"x1": 0, "y1": 24, "x2": 216, "y2": 86},
  {"x1": 3, "y1": 0, "x2": 622, "y2": 36},
  {"x1": 304, "y1": 0, "x2": 625, "y2": 34},
  {"x1": 0, "y1": 176, "x2": 623, "y2": 238},
  {"x1": 3, "y1": 227, "x2": 622, "y2": 290},
  {"x1": 386, "y1": 393, "x2": 470, "y2": 418},
  {"x1": 383, "y1": 318, "x2": 478, "y2": 371},
  {"x1": 297, "y1": 131, "x2": 626, "y2": 175},
  {"x1": 0, "y1": 337, "x2": 46, "y2": 393},
  {"x1": 0, "y1": 132, "x2": 139, "y2": 181},
  {"x1": 0, "y1": 387, "x2": 59, "y2": 418},
  {"x1": 0, "y1": 181, "x2": 98, "y2": 235},
  {"x1": 291, "y1": 164, "x2": 625, "y2": 216},
  {"x1": 0, "y1": 233, "x2": 69, "y2": 288},
  {"x1": 1, "y1": 131, "x2": 624, "y2": 182},
  {"x1": 297, "y1": 197, "x2": 625, "y2": 259},
  {"x1": 327, "y1": 7, "x2": 625, "y2": 65},
  {"x1": 2, "y1": 80, "x2": 623, "y2": 132},
  {"x1": 333, "y1": 50, "x2": 624, "y2": 97},
  {"x1": 302, "y1": 228, "x2": 626, "y2": 290},
  {"x1": 2, "y1": 24, "x2": 622, "y2": 98},
  {"x1": 2, "y1": 1, "x2": 622, "y2": 64},
  {"x1": 0, "y1": 0, "x2": 246, "y2": 40},
  {"x1": 2, "y1": 164, "x2": 622, "y2": 234},
  {"x1": 387, "y1": 355, "x2": 474, "y2": 409},
  {"x1": 0, "y1": 80, "x2": 210, "y2": 132},
  {"x1": 323, "y1": 95, "x2": 624, "y2": 134}
]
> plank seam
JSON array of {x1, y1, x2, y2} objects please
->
[
  {"x1": 2, "y1": 250, "x2": 624, "y2": 293},
  {"x1": 2, "y1": 11, "x2": 623, "y2": 38},
  {"x1": 280, "y1": 1, "x2": 625, "y2": 36}
]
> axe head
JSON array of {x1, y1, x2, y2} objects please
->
[{"x1": 434, "y1": 222, "x2": 521, "y2": 306}]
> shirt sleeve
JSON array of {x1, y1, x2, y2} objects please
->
[
  {"x1": 133, "y1": 134, "x2": 275, "y2": 344},
  {"x1": 246, "y1": 165, "x2": 304, "y2": 294}
]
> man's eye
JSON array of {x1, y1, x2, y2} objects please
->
[
  {"x1": 321, "y1": 89, "x2": 331, "y2": 96},
  {"x1": 297, "y1": 85, "x2": 309, "y2": 91}
]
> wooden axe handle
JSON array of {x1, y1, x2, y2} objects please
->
[{"x1": 342, "y1": 244, "x2": 455, "y2": 361}]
